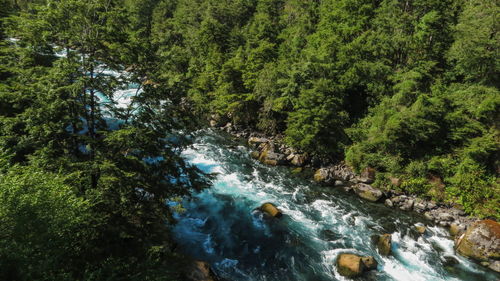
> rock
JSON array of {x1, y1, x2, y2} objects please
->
[
  {"x1": 331, "y1": 164, "x2": 355, "y2": 182},
  {"x1": 455, "y1": 219, "x2": 500, "y2": 270},
  {"x1": 250, "y1": 151, "x2": 260, "y2": 159},
  {"x1": 320, "y1": 229, "x2": 341, "y2": 241},
  {"x1": 334, "y1": 180, "x2": 344, "y2": 187},
  {"x1": 384, "y1": 199, "x2": 394, "y2": 208},
  {"x1": 342, "y1": 185, "x2": 354, "y2": 193},
  {"x1": 415, "y1": 223, "x2": 426, "y2": 234},
  {"x1": 361, "y1": 256, "x2": 378, "y2": 270},
  {"x1": 358, "y1": 167, "x2": 376, "y2": 184},
  {"x1": 442, "y1": 256, "x2": 459, "y2": 266},
  {"x1": 400, "y1": 198, "x2": 415, "y2": 211},
  {"x1": 209, "y1": 120, "x2": 218, "y2": 127},
  {"x1": 424, "y1": 212, "x2": 434, "y2": 221},
  {"x1": 291, "y1": 154, "x2": 308, "y2": 166},
  {"x1": 259, "y1": 203, "x2": 283, "y2": 218},
  {"x1": 377, "y1": 234, "x2": 392, "y2": 256},
  {"x1": 449, "y1": 223, "x2": 466, "y2": 237},
  {"x1": 440, "y1": 221, "x2": 451, "y2": 227},
  {"x1": 437, "y1": 212, "x2": 454, "y2": 222},
  {"x1": 413, "y1": 198, "x2": 428, "y2": 212},
  {"x1": 291, "y1": 167, "x2": 303, "y2": 174},
  {"x1": 353, "y1": 183, "x2": 383, "y2": 202},
  {"x1": 286, "y1": 153, "x2": 295, "y2": 162},
  {"x1": 258, "y1": 143, "x2": 286, "y2": 166},
  {"x1": 186, "y1": 261, "x2": 216, "y2": 281},
  {"x1": 489, "y1": 260, "x2": 500, "y2": 273},
  {"x1": 314, "y1": 168, "x2": 330, "y2": 182},
  {"x1": 427, "y1": 201, "x2": 437, "y2": 210},
  {"x1": 390, "y1": 195, "x2": 407, "y2": 205},
  {"x1": 336, "y1": 253, "x2": 377, "y2": 277},
  {"x1": 248, "y1": 137, "x2": 269, "y2": 148}
]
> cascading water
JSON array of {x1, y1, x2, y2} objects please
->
[{"x1": 174, "y1": 130, "x2": 499, "y2": 281}]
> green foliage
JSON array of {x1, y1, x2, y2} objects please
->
[
  {"x1": 447, "y1": 0, "x2": 499, "y2": 85},
  {"x1": 0, "y1": 0, "x2": 499, "y2": 277},
  {"x1": 399, "y1": 177, "x2": 432, "y2": 196},
  {"x1": 447, "y1": 159, "x2": 500, "y2": 220},
  {"x1": 0, "y1": 0, "x2": 208, "y2": 279},
  {"x1": 0, "y1": 167, "x2": 90, "y2": 280}
]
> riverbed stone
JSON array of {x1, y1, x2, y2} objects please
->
[
  {"x1": 413, "y1": 198, "x2": 428, "y2": 212},
  {"x1": 353, "y1": 183, "x2": 383, "y2": 202},
  {"x1": 437, "y1": 212, "x2": 454, "y2": 222},
  {"x1": 290, "y1": 154, "x2": 308, "y2": 166},
  {"x1": 258, "y1": 143, "x2": 286, "y2": 166},
  {"x1": 336, "y1": 253, "x2": 377, "y2": 277},
  {"x1": 259, "y1": 203, "x2": 282, "y2": 218},
  {"x1": 334, "y1": 180, "x2": 344, "y2": 187},
  {"x1": 384, "y1": 199, "x2": 394, "y2": 208},
  {"x1": 314, "y1": 168, "x2": 330, "y2": 182},
  {"x1": 250, "y1": 151, "x2": 260, "y2": 159},
  {"x1": 377, "y1": 234, "x2": 392, "y2": 256},
  {"x1": 400, "y1": 198, "x2": 415, "y2": 211},
  {"x1": 488, "y1": 260, "x2": 500, "y2": 272},
  {"x1": 415, "y1": 223, "x2": 426, "y2": 235},
  {"x1": 248, "y1": 137, "x2": 269, "y2": 148},
  {"x1": 442, "y1": 256, "x2": 459, "y2": 267},
  {"x1": 455, "y1": 219, "x2": 500, "y2": 270}
]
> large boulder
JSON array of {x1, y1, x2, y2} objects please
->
[
  {"x1": 377, "y1": 234, "x2": 392, "y2": 256},
  {"x1": 353, "y1": 183, "x2": 383, "y2": 202},
  {"x1": 185, "y1": 261, "x2": 216, "y2": 281},
  {"x1": 455, "y1": 219, "x2": 500, "y2": 272},
  {"x1": 259, "y1": 203, "x2": 283, "y2": 218},
  {"x1": 336, "y1": 253, "x2": 378, "y2": 277}
]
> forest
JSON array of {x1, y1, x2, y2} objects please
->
[{"x1": 0, "y1": 0, "x2": 498, "y2": 280}]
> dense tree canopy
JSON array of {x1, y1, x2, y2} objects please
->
[{"x1": 0, "y1": 0, "x2": 499, "y2": 279}]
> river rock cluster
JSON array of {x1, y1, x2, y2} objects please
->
[{"x1": 210, "y1": 122, "x2": 500, "y2": 275}]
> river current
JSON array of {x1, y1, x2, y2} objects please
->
[{"x1": 173, "y1": 130, "x2": 499, "y2": 281}]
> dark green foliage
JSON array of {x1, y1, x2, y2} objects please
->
[
  {"x1": 0, "y1": 0, "x2": 206, "y2": 279},
  {"x1": 141, "y1": 0, "x2": 498, "y2": 217},
  {"x1": 0, "y1": 0, "x2": 499, "y2": 278}
]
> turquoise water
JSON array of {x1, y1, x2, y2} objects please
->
[{"x1": 174, "y1": 130, "x2": 499, "y2": 281}]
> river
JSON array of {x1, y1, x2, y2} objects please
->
[{"x1": 173, "y1": 130, "x2": 499, "y2": 281}]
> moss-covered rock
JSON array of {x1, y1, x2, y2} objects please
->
[
  {"x1": 354, "y1": 183, "x2": 383, "y2": 202},
  {"x1": 313, "y1": 168, "x2": 329, "y2": 182}
]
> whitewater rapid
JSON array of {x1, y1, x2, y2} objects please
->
[{"x1": 173, "y1": 130, "x2": 499, "y2": 281}]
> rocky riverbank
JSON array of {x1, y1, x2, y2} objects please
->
[{"x1": 210, "y1": 120, "x2": 500, "y2": 274}]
